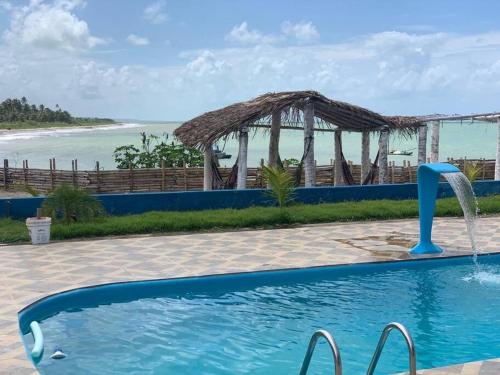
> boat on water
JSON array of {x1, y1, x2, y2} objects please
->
[
  {"x1": 389, "y1": 149, "x2": 413, "y2": 156},
  {"x1": 213, "y1": 145, "x2": 232, "y2": 159}
]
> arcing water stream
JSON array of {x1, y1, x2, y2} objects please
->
[
  {"x1": 442, "y1": 172, "x2": 479, "y2": 255},
  {"x1": 443, "y1": 171, "x2": 500, "y2": 284}
]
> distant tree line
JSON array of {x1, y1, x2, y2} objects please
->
[{"x1": 0, "y1": 97, "x2": 113, "y2": 123}]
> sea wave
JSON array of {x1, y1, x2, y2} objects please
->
[{"x1": 0, "y1": 123, "x2": 142, "y2": 142}]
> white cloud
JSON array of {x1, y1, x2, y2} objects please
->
[
  {"x1": 186, "y1": 50, "x2": 228, "y2": 77},
  {"x1": 54, "y1": 0, "x2": 87, "y2": 10},
  {"x1": 225, "y1": 22, "x2": 279, "y2": 45},
  {"x1": 226, "y1": 20, "x2": 319, "y2": 46},
  {"x1": 126, "y1": 34, "x2": 150, "y2": 46},
  {"x1": 2, "y1": 28, "x2": 500, "y2": 120},
  {"x1": 144, "y1": 0, "x2": 167, "y2": 25},
  {"x1": 3, "y1": 0, "x2": 105, "y2": 52},
  {"x1": 0, "y1": 1, "x2": 12, "y2": 11},
  {"x1": 281, "y1": 21, "x2": 319, "y2": 42}
]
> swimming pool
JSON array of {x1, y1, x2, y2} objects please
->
[{"x1": 20, "y1": 254, "x2": 500, "y2": 375}]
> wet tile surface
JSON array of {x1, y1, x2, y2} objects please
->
[{"x1": 1, "y1": 215, "x2": 499, "y2": 374}]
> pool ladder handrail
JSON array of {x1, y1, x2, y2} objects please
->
[
  {"x1": 299, "y1": 329, "x2": 342, "y2": 375},
  {"x1": 366, "y1": 322, "x2": 416, "y2": 375}
]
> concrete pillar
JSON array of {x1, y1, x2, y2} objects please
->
[
  {"x1": 268, "y1": 110, "x2": 281, "y2": 168},
  {"x1": 334, "y1": 129, "x2": 343, "y2": 186},
  {"x1": 203, "y1": 144, "x2": 213, "y2": 191},
  {"x1": 430, "y1": 120, "x2": 440, "y2": 163},
  {"x1": 378, "y1": 130, "x2": 389, "y2": 184},
  {"x1": 496, "y1": 118, "x2": 500, "y2": 180},
  {"x1": 303, "y1": 100, "x2": 315, "y2": 187},
  {"x1": 418, "y1": 124, "x2": 427, "y2": 165},
  {"x1": 237, "y1": 126, "x2": 249, "y2": 189},
  {"x1": 361, "y1": 130, "x2": 370, "y2": 183}
]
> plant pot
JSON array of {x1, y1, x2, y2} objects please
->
[{"x1": 26, "y1": 217, "x2": 52, "y2": 245}]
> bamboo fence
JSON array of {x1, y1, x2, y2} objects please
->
[{"x1": 0, "y1": 158, "x2": 496, "y2": 194}]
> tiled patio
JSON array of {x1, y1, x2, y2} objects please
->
[{"x1": 1, "y1": 215, "x2": 499, "y2": 374}]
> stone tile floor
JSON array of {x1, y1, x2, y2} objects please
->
[{"x1": 1, "y1": 215, "x2": 499, "y2": 374}]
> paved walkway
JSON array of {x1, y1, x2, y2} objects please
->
[{"x1": 1, "y1": 216, "x2": 499, "y2": 374}]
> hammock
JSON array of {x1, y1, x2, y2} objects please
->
[
  {"x1": 293, "y1": 133, "x2": 314, "y2": 186},
  {"x1": 362, "y1": 151, "x2": 380, "y2": 185},
  {"x1": 340, "y1": 151, "x2": 355, "y2": 185},
  {"x1": 224, "y1": 158, "x2": 238, "y2": 189},
  {"x1": 335, "y1": 131, "x2": 355, "y2": 185},
  {"x1": 211, "y1": 155, "x2": 239, "y2": 190}
]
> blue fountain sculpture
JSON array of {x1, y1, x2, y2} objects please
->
[{"x1": 410, "y1": 163, "x2": 460, "y2": 254}]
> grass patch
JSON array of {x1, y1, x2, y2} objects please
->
[{"x1": 1, "y1": 195, "x2": 499, "y2": 244}]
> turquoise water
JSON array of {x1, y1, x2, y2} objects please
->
[
  {"x1": 22, "y1": 256, "x2": 500, "y2": 374},
  {"x1": 1, "y1": 121, "x2": 497, "y2": 169}
]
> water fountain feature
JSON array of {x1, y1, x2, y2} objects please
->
[
  {"x1": 410, "y1": 163, "x2": 462, "y2": 254},
  {"x1": 410, "y1": 162, "x2": 480, "y2": 255},
  {"x1": 411, "y1": 163, "x2": 500, "y2": 284}
]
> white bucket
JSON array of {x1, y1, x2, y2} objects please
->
[{"x1": 26, "y1": 217, "x2": 52, "y2": 245}]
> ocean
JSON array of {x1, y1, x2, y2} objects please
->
[{"x1": 0, "y1": 121, "x2": 497, "y2": 170}]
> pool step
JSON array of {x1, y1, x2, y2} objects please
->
[{"x1": 299, "y1": 322, "x2": 416, "y2": 375}]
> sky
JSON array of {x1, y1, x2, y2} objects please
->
[{"x1": 1, "y1": 0, "x2": 500, "y2": 121}]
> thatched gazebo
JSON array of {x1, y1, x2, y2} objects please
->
[
  {"x1": 417, "y1": 112, "x2": 500, "y2": 180},
  {"x1": 175, "y1": 90, "x2": 423, "y2": 190}
]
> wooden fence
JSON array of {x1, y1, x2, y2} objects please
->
[{"x1": 0, "y1": 158, "x2": 497, "y2": 194}]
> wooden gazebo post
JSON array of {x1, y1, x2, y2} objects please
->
[
  {"x1": 430, "y1": 120, "x2": 440, "y2": 163},
  {"x1": 361, "y1": 131, "x2": 370, "y2": 183},
  {"x1": 334, "y1": 129, "x2": 343, "y2": 186},
  {"x1": 203, "y1": 144, "x2": 213, "y2": 191},
  {"x1": 496, "y1": 117, "x2": 500, "y2": 180},
  {"x1": 303, "y1": 99, "x2": 315, "y2": 187},
  {"x1": 268, "y1": 110, "x2": 281, "y2": 168},
  {"x1": 417, "y1": 124, "x2": 427, "y2": 165},
  {"x1": 378, "y1": 128, "x2": 389, "y2": 184},
  {"x1": 237, "y1": 125, "x2": 249, "y2": 189}
]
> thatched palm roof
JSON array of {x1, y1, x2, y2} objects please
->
[{"x1": 174, "y1": 90, "x2": 422, "y2": 149}]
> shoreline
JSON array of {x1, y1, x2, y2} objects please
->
[{"x1": 0, "y1": 122, "x2": 127, "y2": 135}]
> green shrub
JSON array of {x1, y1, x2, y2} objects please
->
[
  {"x1": 10, "y1": 182, "x2": 39, "y2": 196},
  {"x1": 463, "y1": 161, "x2": 482, "y2": 182},
  {"x1": 113, "y1": 132, "x2": 203, "y2": 169},
  {"x1": 42, "y1": 184, "x2": 104, "y2": 224},
  {"x1": 24, "y1": 185, "x2": 40, "y2": 197},
  {"x1": 283, "y1": 158, "x2": 300, "y2": 167},
  {"x1": 262, "y1": 165, "x2": 295, "y2": 208}
]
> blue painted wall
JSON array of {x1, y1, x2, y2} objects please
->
[{"x1": 1, "y1": 181, "x2": 499, "y2": 219}]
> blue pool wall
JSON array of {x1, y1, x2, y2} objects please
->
[{"x1": 2, "y1": 180, "x2": 500, "y2": 219}]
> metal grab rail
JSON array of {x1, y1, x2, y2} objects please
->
[
  {"x1": 366, "y1": 322, "x2": 416, "y2": 375},
  {"x1": 299, "y1": 329, "x2": 342, "y2": 375},
  {"x1": 29, "y1": 321, "x2": 44, "y2": 359}
]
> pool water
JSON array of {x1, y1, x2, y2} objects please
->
[{"x1": 20, "y1": 255, "x2": 500, "y2": 375}]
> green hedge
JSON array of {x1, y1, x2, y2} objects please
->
[{"x1": 0, "y1": 195, "x2": 498, "y2": 244}]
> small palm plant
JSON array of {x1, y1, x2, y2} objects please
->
[
  {"x1": 262, "y1": 165, "x2": 295, "y2": 208},
  {"x1": 42, "y1": 184, "x2": 104, "y2": 224},
  {"x1": 463, "y1": 161, "x2": 482, "y2": 183}
]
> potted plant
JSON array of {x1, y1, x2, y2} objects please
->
[
  {"x1": 26, "y1": 208, "x2": 52, "y2": 245},
  {"x1": 26, "y1": 184, "x2": 104, "y2": 245}
]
